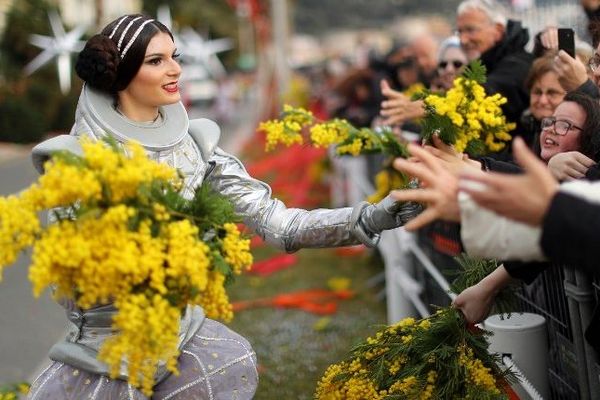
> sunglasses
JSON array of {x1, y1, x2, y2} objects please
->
[{"x1": 438, "y1": 60, "x2": 464, "y2": 70}]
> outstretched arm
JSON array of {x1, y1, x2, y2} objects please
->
[
  {"x1": 379, "y1": 80, "x2": 426, "y2": 126},
  {"x1": 460, "y1": 137, "x2": 559, "y2": 226},
  {"x1": 453, "y1": 265, "x2": 512, "y2": 324},
  {"x1": 205, "y1": 148, "x2": 420, "y2": 252},
  {"x1": 391, "y1": 143, "x2": 463, "y2": 231}
]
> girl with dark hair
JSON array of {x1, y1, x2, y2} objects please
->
[
  {"x1": 473, "y1": 90, "x2": 600, "y2": 176},
  {"x1": 27, "y1": 14, "x2": 419, "y2": 400},
  {"x1": 450, "y1": 91, "x2": 600, "y2": 324}
]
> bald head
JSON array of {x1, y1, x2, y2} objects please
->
[{"x1": 411, "y1": 35, "x2": 439, "y2": 76}]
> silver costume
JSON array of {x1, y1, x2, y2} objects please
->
[{"x1": 27, "y1": 85, "x2": 419, "y2": 399}]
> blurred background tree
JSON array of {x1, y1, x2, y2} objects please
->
[
  {"x1": 0, "y1": 0, "x2": 80, "y2": 143},
  {"x1": 142, "y1": 0, "x2": 239, "y2": 67}
]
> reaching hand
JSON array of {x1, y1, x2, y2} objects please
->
[
  {"x1": 554, "y1": 50, "x2": 588, "y2": 92},
  {"x1": 423, "y1": 134, "x2": 481, "y2": 176},
  {"x1": 547, "y1": 151, "x2": 596, "y2": 181},
  {"x1": 539, "y1": 26, "x2": 558, "y2": 50},
  {"x1": 452, "y1": 265, "x2": 511, "y2": 324},
  {"x1": 453, "y1": 284, "x2": 495, "y2": 324},
  {"x1": 452, "y1": 265, "x2": 512, "y2": 324},
  {"x1": 379, "y1": 80, "x2": 426, "y2": 126},
  {"x1": 391, "y1": 143, "x2": 461, "y2": 231},
  {"x1": 459, "y1": 137, "x2": 559, "y2": 226}
]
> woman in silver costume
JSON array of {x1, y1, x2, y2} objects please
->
[{"x1": 27, "y1": 14, "x2": 418, "y2": 400}]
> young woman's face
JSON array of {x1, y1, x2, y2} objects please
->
[
  {"x1": 118, "y1": 32, "x2": 181, "y2": 120},
  {"x1": 540, "y1": 101, "x2": 585, "y2": 162},
  {"x1": 529, "y1": 71, "x2": 565, "y2": 121}
]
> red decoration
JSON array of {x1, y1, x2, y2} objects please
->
[
  {"x1": 334, "y1": 245, "x2": 366, "y2": 257},
  {"x1": 248, "y1": 253, "x2": 298, "y2": 276},
  {"x1": 232, "y1": 288, "x2": 354, "y2": 315}
]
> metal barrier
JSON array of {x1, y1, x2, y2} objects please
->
[{"x1": 380, "y1": 224, "x2": 600, "y2": 400}]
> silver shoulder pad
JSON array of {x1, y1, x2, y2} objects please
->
[
  {"x1": 31, "y1": 135, "x2": 83, "y2": 174},
  {"x1": 188, "y1": 118, "x2": 221, "y2": 161}
]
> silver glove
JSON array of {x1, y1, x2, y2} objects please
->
[{"x1": 351, "y1": 194, "x2": 422, "y2": 247}]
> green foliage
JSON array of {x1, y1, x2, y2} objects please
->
[
  {"x1": 0, "y1": 94, "x2": 45, "y2": 143},
  {"x1": 0, "y1": 0, "x2": 81, "y2": 143},
  {"x1": 0, "y1": 0, "x2": 56, "y2": 80},
  {"x1": 462, "y1": 60, "x2": 487, "y2": 85},
  {"x1": 176, "y1": 182, "x2": 240, "y2": 229},
  {"x1": 376, "y1": 128, "x2": 411, "y2": 159},
  {"x1": 450, "y1": 254, "x2": 518, "y2": 317},
  {"x1": 420, "y1": 105, "x2": 459, "y2": 146},
  {"x1": 319, "y1": 308, "x2": 516, "y2": 399},
  {"x1": 336, "y1": 125, "x2": 410, "y2": 159}
]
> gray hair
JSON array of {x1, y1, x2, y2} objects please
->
[
  {"x1": 457, "y1": 0, "x2": 507, "y2": 27},
  {"x1": 438, "y1": 36, "x2": 462, "y2": 59}
]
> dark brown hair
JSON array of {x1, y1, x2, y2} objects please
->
[
  {"x1": 564, "y1": 91, "x2": 600, "y2": 161},
  {"x1": 75, "y1": 14, "x2": 173, "y2": 94}
]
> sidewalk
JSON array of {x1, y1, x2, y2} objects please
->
[{"x1": 0, "y1": 142, "x2": 34, "y2": 165}]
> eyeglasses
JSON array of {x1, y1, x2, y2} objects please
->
[
  {"x1": 438, "y1": 60, "x2": 464, "y2": 70},
  {"x1": 530, "y1": 88, "x2": 566, "y2": 101},
  {"x1": 589, "y1": 54, "x2": 600, "y2": 72},
  {"x1": 455, "y1": 25, "x2": 484, "y2": 36},
  {"x1": 540, "y1": 116, "x2": 583, "y2": 135}
]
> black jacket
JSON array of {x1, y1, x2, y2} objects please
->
[
  {"x1": 541, "y1": 191, "x2": 600, "y2": 354},
  {"x1": 480, "y1": 20, "x2": 534, "y2": 147},
  {"x1": 481, "y1": 20, "x2": 533, "y2": 160}
]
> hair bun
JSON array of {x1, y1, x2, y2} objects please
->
[{"x1": 75, "y1": 34, "x2": 120, "y2": 92}]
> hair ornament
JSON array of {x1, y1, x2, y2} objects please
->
[{"x1": 121, "y1": 19, "x2": 155, "y2": 59}]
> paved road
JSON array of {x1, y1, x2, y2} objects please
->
[{"x1": 0, "y1": 156, "x2": 66, "y2": 382}]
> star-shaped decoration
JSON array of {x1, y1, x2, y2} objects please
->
[
  {"x1": 157, "y1": 5, "x2": 233, "y2": 79},
  {"x1": 24, "y1": 10, "x2": 88, "y2": 94},
  {"x1": 178, "y1": 27, "x2": 233, "y2": 78}
]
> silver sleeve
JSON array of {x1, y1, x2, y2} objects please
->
[{"x1": 205, "y1": 148, "x2": 362, "y2": 252}]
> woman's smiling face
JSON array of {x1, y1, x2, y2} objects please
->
[
  {"x1": 529, "y1": 71, "x2": 565, "y2": 121},
  {"x1": 117, "y1": 32, "x2": 181, "y2": 121},
  {"x1": 540, "y1": 101, "x2": 585, "y2": 162}
]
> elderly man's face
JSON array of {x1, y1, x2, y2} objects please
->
[{"x1": 456, "y1": 8, "x2": 504, "y2": 60}]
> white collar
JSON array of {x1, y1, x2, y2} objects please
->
[{"x1": 81, "y1": 84, "x2": 189, "y2": 151}]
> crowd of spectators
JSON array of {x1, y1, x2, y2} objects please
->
[{"x1": 289, "y1": 0, "x2": 600, "y2": 397}]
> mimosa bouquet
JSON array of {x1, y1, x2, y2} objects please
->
[
  {"x1": 0, "y1": 138, "x2": 253, "y2": 395},
  {"x1": 258, "y1": 105, "x2": 412, "y2": 201},
  {"x1": 315, "y1": 255, "x2": 518, "y2": 400},
  {"x1": 419, "y1": 60, "x2": 515, "y2": 154},
  {"x1": 259, "y1": 105, "x2": 410, "y2": 159}
]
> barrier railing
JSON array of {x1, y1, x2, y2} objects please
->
[{"x1": 378, "y1": 224, "x2": 600, "y2": 400}]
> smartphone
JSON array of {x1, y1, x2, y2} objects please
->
[{"x1": 558, "y1": 28, "x2": 575, "y2": 58}]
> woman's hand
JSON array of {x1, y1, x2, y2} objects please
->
[
  {"x1": 380, "y1": 80, "x2": 426, "y2": 125},
  {"x1": 547, "y1": 151, "x2": 595, "y2": 181},
  {"x1": 554, "y1": 50, "x2": 588, "y2": 91},
  {"x1": 453, "y1": 284, "x2": 496, "y2": 324},
  {"x1": 459, "y1": 137, "x2": 559, "y2": 226},
  {"x1": 539, "y1": 26, "x2": 558, "y2": 50},
  {"x1": 423, "y1": 134, "x2": 481, "y2": 176},
  {"x1": 452, "y1": 266, "x2": 512, "y2": 324},
  {"x1": 391, "y1": 143, "x2": 461, "y2": 231}
]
